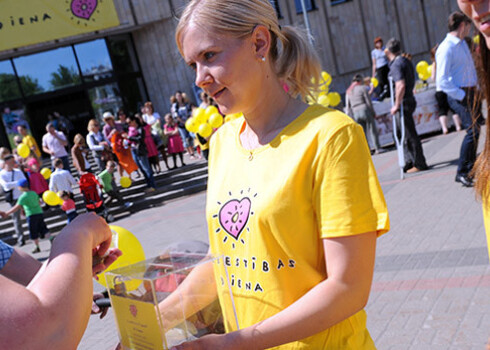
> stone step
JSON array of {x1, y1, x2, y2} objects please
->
[{"x1": 0, "y1": 161, "x2": 208, "y2": 244}]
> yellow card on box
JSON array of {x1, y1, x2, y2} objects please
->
[{"x1": 111, "y1": 295, "x2": 166, "y2": 350}]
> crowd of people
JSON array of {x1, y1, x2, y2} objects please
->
[
  {"x1": 0, "y1": 0, "x2": 489, "y2": 348},
  {"x1": 0, "y1": 94, "x2": 220, "y2": 252}
]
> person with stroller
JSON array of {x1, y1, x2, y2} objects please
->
[
  {"x1": 97, "y1": 160, "x2": 133, "y2": 209},
  {"x1": 71, "y1": 134, "x2": 93, "y2": 175},
  {"x1": 0, "y1": 179, "x2": 51, "y2": 253},
  {"x1": 79, "y1": 172, "x2": 114, "y2": 223}
]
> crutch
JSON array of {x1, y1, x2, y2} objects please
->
[{"x1": 389, "y1": 76, "x2": 406, "y2": 180}]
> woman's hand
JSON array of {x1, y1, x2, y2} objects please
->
[{"x1": 170, "y1": 332, "x2": 248, "y2": 350}]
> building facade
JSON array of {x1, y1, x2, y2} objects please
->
[{"x1": 0, "y1": 0, "x2": 462, "y2": 149}]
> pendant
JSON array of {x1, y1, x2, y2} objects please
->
[{"x1": 248, "y1": 152, "x2": 253, "y2": 161}]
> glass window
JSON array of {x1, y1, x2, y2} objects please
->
[
  {"x1": 13, "y1": 47, "x2": 81, "y2": 95},
  {"x1": 118, "y1": 77, "x2": 147, "y2": 114},
  {"x1": 295, "y1": 0, "x2": 317, "y2": 13},
  {"x1": 107, "y1": 35, "x2": 140, "y2": 73},
  {"x1": 269, "y1": 1, "x2": 283, "y2": 19},
  {"x1": 0, "y1": 60, "x2": 22, "y2": 102},
  {"x1": 74, "y1": 39, "x2": 113, "y2": 82},
  {"x1": 88, "y1": 83, "x2": 124, "y2": 121}
]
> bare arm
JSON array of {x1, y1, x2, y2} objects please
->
[
  {"x1": 391, "y1": 80, "x2": 406, "y2": 115},
  {"x1": 174, "y1": 231, "x2": 377, "y2": 349},
  {"x1": 372, "y1": 58, "x2": 377, "y2": 77},
  {"x1": 0, "y1": 249, "x2": 42, "y2": 285},
  {"x1": 2, "y1": 204, "x2": 22, "y2": 217},
  {"x1": 55, "y1": 132, "x2": 68, "y2": 147},
  {"x1": 0, "y1": 213, "x2": 114, "y2": 349}
]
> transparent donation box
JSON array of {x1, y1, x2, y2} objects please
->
[{"x1": 106, "y1": 253, "x2": 238, "y2": 350}]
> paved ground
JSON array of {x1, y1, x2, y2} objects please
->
[{"x1": 16, "y1": 127, "x2": 490, "y2": 349}]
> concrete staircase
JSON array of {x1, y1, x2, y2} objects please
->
[{"x1": 0, "y1": 156, "x2": 208, "y2": 245}]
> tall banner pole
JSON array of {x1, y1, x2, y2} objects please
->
[{"x1": 299, "y1": 0, "x2": 314, "y2": 45}]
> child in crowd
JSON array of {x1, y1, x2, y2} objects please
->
[
  {"x1": 98, "y1": 160, "x2": 133, "y2": 209},
  {"x1": 49, "y1": 158, "x2": 76, "y2": 198},
  {"x1": 59, "y1": 190, "x2": 78, "y2": 223},
  {"x1": 163, "y1": 113, "x2": 186, "y2": 169},
  {"x1": 26, "y1": 157, "x2": 48, "y2": 198},
  {"x1": 0, "y1": 179, "x2": 50, "y2": 253}
]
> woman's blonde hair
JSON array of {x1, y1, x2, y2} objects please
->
[
  {"x1": 175, "y1": 0, "x2": 321, "y2": 100},
  {"x1": 87, "y1": 119, "x2": 99, "y2": 132},
  {"x1": 73, "y1": 133, "x2": 85, "y2": 145}
]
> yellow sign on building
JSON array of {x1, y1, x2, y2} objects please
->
[{"x1": 0, "y1": 0, "x2": 120, "y2": 52}]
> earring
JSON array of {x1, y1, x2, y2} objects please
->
[{"x1": 261, "y1": 56, "x2": 266, "y2": 62}]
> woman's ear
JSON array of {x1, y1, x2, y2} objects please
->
[{"x1": 251, "y1": 25, "x2": 272, "y2": 61}]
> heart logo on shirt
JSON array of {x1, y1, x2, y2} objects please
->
[
  {"x1": 219, "y1": 198, "x2": 251, "y2": 240},
  {"x1": 71, "y1": 0, "x2": 98, "y2": 20}
]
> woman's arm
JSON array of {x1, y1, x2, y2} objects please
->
[
  {"x1": 86, "y1": 133, "x2": 105, "y2": 151},
  {"x1": 0, "y1": 213, "x2": 115, "y2": 349},
  {"x1": 174, "y1": 231, "x2": 377, "y2": 350},
  {"x1": 0, "y1": 248, "x2": 42, "y2": 285}
]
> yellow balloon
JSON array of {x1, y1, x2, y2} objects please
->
[
  {"x1": 42, "y1": 190, "x2": 60, "y2": 206},
  {"x1": 120, "y1": 176, "x2": 131, "y2": 188},
  {"x1": 418, "y1": 71, "x2": 430, "y2": 81},
  {"x1": 208, "y1": 113, "x2": 223, "y2": 129},
  {"x1": 321, "y1": 71, "x2": 332, "y2": 86},
  {"x1": 193, "y1": 107, "x2": 207, "y2": 124},
  {"x1": 204, "y1": 105, "x2": 219, "y2": 119},
  {"x1": 318, "y1": 94, "x2": 330, "y2": 107},
  {"x1": 98, "y1": 225, "x2": 146, "y2": 290},
  {"x1": 327, "y1": 92, "x2": 341, "y2": 107},
  {"x1": 416, "y1": 60, "x2": 429, "y2": 75},
  {"x1": 17, "y1": 143, "x2": 29, "y2": 158},
  {"x1": 198, "y1": 123, "x2": 213, "y2": 138},
  {"x1": 57, "y1": 196, "x2": 64, "y2": 206},
  {"x1": 40, "y1": 168, "x2": 51, "y2": 180},
  {"x1": 185, "y1": 117, "x2": 199, "y2": 133},
  {"x1": 427, "y1": 64, "x2": 433, "y2": 76},
  {"x1": 371, "y1": 77, "x2": 379, "y2": 88}
]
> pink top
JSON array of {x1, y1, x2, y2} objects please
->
[
  {"x1": 28, "y1": 172, "x2": 48, "y2": 195},
  {"x1": 27, "y1": 157, "x2": 40, "y2": 170},
  {"x1": 61, "y1": 198, "x2": 76, "y2": 212},
  {"x1": 143, "y1": 124, "x2": 158, "y2": 157}
]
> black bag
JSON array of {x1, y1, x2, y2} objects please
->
[{"x1": 4, "y1": 171, "x2": 14, "y2": 204}]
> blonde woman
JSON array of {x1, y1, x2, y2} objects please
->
[
  {"x1": 86, "y1": 119, "x2": 111, "y2": 171},
  {"x1": 164, "y1": 1, "x2": 390, "y2": 349}
]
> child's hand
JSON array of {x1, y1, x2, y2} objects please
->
[{"x1": 0, "y1": 211, "x2": 7, "y2": 219}]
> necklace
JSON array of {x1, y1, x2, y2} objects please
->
[{"x1": 243, "y1": 97, "x2": 291, "y2": 161}]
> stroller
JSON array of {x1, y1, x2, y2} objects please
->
[{"x1": 79, "y1": 173, "x2": 114, "y2": 223}]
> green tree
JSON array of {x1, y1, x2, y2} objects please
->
[
  {"x1": 49, "y1": 65, "x2": 81, "y2": 88},
  {"x1": 0, "y1": 73, "x2": 43, "y2": 101}
]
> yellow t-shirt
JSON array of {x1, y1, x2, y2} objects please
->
[
  {"x1": 22, "y1": 134, "x2": 41, "y2": 158},
  {"x1": 206, "y1": 105, "x2": 389, "y2": 349},
  {"x1": 483, "y1": 202, "x2": 490, "y2": 261}
]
